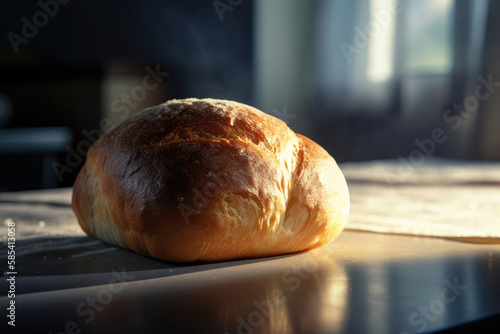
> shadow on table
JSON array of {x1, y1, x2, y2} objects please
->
[{"x1": 0, "y1": 235, "x2": 300, "y2": 295}]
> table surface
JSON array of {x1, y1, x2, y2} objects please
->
[
  {"x1": 1, "y1": 158, "x2": 500, "y2": 334},
  {"x1": 1, "y1": 227, "x2": 500, "y2": 334}
]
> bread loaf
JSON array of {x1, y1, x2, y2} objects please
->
[{"x1": 72, "y1": 98, "x2": 349, "y2": 262}]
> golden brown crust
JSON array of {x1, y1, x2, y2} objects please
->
[{"x1": 72, "y1": 98, "x2": 349, "y2": 262}]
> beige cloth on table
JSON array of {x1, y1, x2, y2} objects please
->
[{"x1": 341, "y1": 157, "x2": 500, "y2": 243}]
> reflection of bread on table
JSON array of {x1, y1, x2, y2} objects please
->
[{"x1": 185, "y1": 253, "x2": 347, "y2": 333}]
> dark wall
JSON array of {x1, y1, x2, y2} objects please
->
[
  {"x1": 0, "y1": 0, "x2": 253, "y2": 101},
  {"x1": 0, "y1": 0, "x2": 253, "y2": 190}
]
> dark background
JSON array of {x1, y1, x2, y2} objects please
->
[{"x1": 0, "y1": 0, "x2": 498, "y2": 191}]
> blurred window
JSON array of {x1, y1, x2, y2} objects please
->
[
  {"x1": 404, "y1": 0, "x2": 454, "y2": 75},
  {"x1": 366, "y1": 0, "x2": 397, "y2": 83}
]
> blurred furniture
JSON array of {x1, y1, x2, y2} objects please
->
[
  {"x1": 0, "y1": 127, "x2": 72, "y2": 191},
  {"x1": 0, "y1": 63, "x2": 169, "y2": 190},
  {"x1": 0, "y1": 64, "x2": 103, "y2": 189}
]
